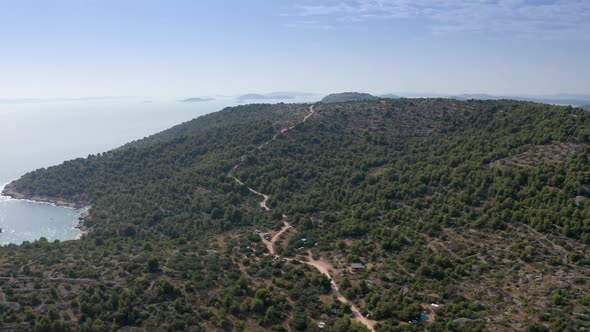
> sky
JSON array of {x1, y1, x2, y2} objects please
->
[{"x1": 0, "y1": 0, "x2": 589, "y2": 99}]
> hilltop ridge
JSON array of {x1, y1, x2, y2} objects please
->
[{"x1": 320, "y1": 92, "x2": 379, "y2": 103}]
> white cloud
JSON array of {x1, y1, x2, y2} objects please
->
[{"x1": 294, "y1": 0, "x2": 590, "y2": 39}]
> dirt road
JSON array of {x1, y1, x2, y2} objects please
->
[
  {"x1": 230, "y1": 105, "x2": 314, "y2": 211},
  {"x1": 261, "y1": 218, "x2": 291, "y2": 255},
  {"x1": 304, "y1": 251, "x2": 377, "y2": 331},
  {"x1": 230, "y1": 105, "x2": 377, "y2": 331}
]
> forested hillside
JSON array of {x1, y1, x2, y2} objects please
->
[
  {"x1": 1, "y1": 99, "x2": 589, "y2": 331},
  {"x1": 320, "y1": 93, "x2": 379, "y2": 103}
]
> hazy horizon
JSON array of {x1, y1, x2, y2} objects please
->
[
  {"x1": 3, "y1": 91, "x2": 590, "y2": 104},
  {"x1": 1, "y1": 0, "x2": 589, "y2": 99}
]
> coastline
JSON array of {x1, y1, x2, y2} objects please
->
[
  {"x1": 1, "y1": 182, "x2": 87, "y2": 209},
  {"x1": 1, "y1": 181, "x2": 92, "y2": 237}
]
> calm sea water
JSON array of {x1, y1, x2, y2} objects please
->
[{"x1": 0, "y1": 96, "x2": 317, "y2": 245}]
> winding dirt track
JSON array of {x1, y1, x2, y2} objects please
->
[
  {"x1": 232, "y1": 176, "x2": 271, "y2": 211},
  {"x1": 230, "y1": 105, "x2": 377, "y2": 331},
  {"x1": 304, "y1": 250, "x2": 377, "y2": 330},
  {"x1": 261, "y1": 218, "x2": 290, "y2": 256},
  {"x1": 229, "y1": 105, "x2": 315, "y2": 210}
]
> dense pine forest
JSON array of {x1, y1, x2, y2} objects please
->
[{"x1": 1, "y1": 98, "x2": 589, "y2": 331}]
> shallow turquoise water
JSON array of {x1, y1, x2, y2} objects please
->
[{"x1": 0, "y1": 185, "x2": 82, "y2": 245}]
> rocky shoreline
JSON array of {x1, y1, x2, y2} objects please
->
[
  {"x1": 75, "y1": 207, "x2": 92, "y2": 235},
  {"x1": 1, "y1": 182, "x2": 92, "y2": 235}
]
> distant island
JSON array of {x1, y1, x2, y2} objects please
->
[
  {"x1": 180, "y1": 97, "x2": 214, "y2": 103},
  {"x1": 237, "y1": 94, "x2": 295, "y2": 101},
  {"x1": 320, "y1": 92, "x2": 379, "y2": 103},
  {"x1": 380, "y1": 94, "x2": 400, "y2": 99}
]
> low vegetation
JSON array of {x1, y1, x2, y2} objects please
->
[
  {"x1": 320, "y1": 92, "x2": 379, "y2": 103},
  {"x1": 1, "y1": 98, "x2": 589, "y2": 331}
]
